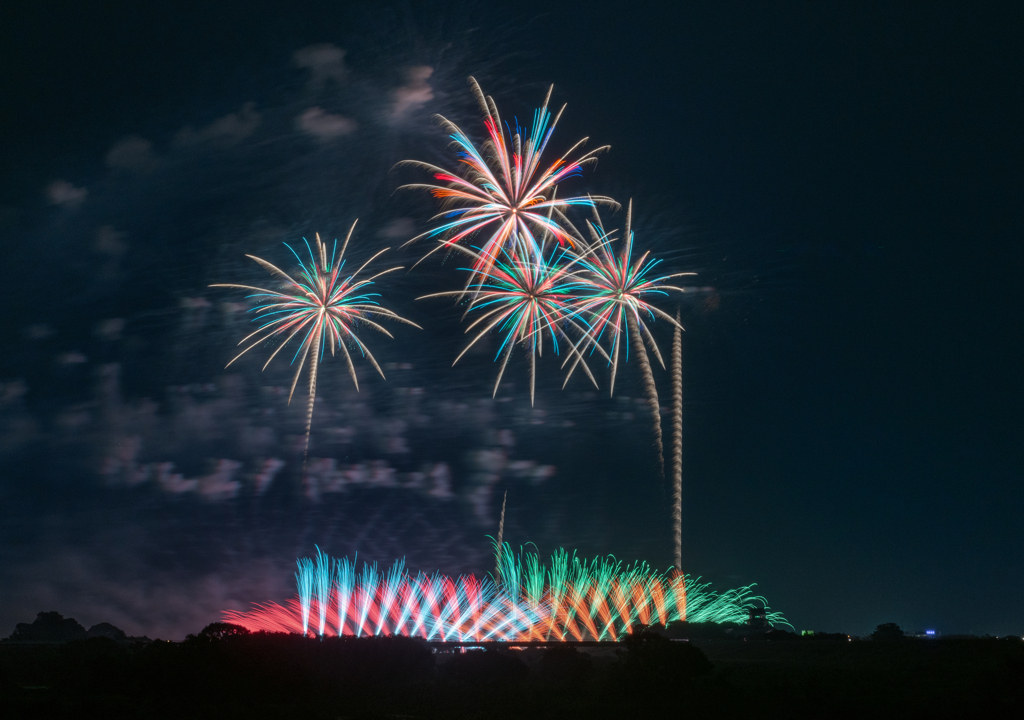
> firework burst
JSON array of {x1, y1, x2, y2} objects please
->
[
  {"x1": 419, "y1": 240, "x2": 602, "y2": 405},
  {"x1": 567, "y1": 202, "x2": 694, "y2": 392},
  {"x1": 399, "y1": 77, "x2": 616, "y2": 282},
  {"x1": 212, "y1": 220, "x2": 420, "y2": 455}
]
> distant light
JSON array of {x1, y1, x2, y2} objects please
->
[{"x1": 925, "y1": 630, "x2": 936, "y2": 636}]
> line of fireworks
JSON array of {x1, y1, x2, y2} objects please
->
[
  {"x1": 212, "y1": 221, "x2": 420, "y2": 457},
  {"x1": 226, "y1": 548, "x2": 545, "y2": 642},
  {"x1": 223, "y1": 545, "x2": 787, "y2": 641},
  {"x1": 491, "y1": 542, "x2": 788, "y2": 636}
]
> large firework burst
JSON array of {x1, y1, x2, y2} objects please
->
[
  {"x1": 400, "y1": 77, "x2": 615, "y2": 282},
  {"x1": 212, "y1": 220, "x2": 420, "y2": 453}
]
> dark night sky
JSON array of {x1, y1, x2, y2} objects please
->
[{"x1": 1, "y1": 1, "x2": 1021, "y2": 638}]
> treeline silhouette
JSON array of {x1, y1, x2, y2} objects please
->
[{"x1": 1, "y1": 618, "x2": 1022, "y2": 719}]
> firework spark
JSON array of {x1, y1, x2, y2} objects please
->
[
  {"x1": 399, "y1": 77, "x2": 615, "y2": 282},
  {"x1": 212, "y1": 220, "x2": 420, "y2": 455}
]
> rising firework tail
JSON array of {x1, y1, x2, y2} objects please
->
[
  {"x1": 671, "y1": 308, "x2": 684, "y2": 571},
  {"x1": 224, "y1": 545, "x2": 788, "y2": 641},
  {"x1": 494, "y1": 491, "x2": 507, "y2": 580}
]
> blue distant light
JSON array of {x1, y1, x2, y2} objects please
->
[{"x1": 925, "y1": 630, "x2": 936, "y2": 636}]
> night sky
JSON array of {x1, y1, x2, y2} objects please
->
[{"x1": 1, "y1": 1, "x2": 1021, "y2": 639}]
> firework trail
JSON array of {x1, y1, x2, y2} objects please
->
[
  {"x1": 671, "y1": 308, "x2": 683, "y2": 571},
  {"x1": 418, "y1": 240, "x2": 601, "y2": 404},
  {"x1": 212, "y1": 221, "x2": 420, "y2": 457},
  {"x1": 399, "y1": 77, "x2": 615, "y2": 283},
  {"x1": 225, "y1": 547, "x2": 789, "y2": 640},
  {"x1": 495, "y1": 490, "x2": 507, "y2": 580},
  {"x1": 566, "y1": 201, "x2": 695, "y2": 476},
  {"x1": 628, "y1": 308, "x2": 665, "y2": 478}
]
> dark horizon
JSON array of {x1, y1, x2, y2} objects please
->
[{"x1": 1, "y1": 1, "x2": 1021, "y2": 639}]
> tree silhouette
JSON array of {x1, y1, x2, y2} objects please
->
[{"x1": 871, "y1": 623, "x2": 906, "y2": 641}]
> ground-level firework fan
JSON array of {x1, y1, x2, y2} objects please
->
[{"x1": 223, "y1": 545, "x2": 787, "y2": 641}]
